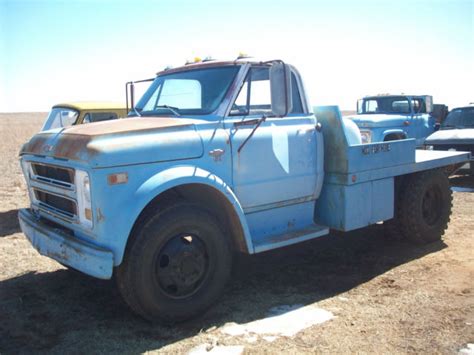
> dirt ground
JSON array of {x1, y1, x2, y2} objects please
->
[{"x1": 0, "y1": 113, "x2": 473, "y2": 354}]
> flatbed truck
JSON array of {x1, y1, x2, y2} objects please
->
[{"x1": 18, "y1": 59, "x2": 470, "y2": 322}]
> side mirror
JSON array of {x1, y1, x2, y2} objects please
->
[{"x1": 270, "y1": 62, "x2": 292, "y2": 116}]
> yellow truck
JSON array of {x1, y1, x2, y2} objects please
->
[{"x1": 41, "y1": 102, "x2": 127, "y2": 131}]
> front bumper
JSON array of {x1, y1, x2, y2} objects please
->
[{"x1": 19, "y1": 208, "x2": 113, "y2": 279}]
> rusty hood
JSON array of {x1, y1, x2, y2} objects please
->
[{"x1": 20, "y1": 117, "x2": 204, "y2": 168}]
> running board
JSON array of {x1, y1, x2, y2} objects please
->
[{"x1": 253, "y1": 224, "x2": 329, "y2": 253}]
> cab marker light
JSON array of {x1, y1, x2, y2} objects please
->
[{"x1": 108, "y1": 173, "x2": 128, "y2": 185}]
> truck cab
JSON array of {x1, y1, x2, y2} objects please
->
[
  {"x1": 347, "y1": 94, "x2": 436, "y2": 146},
  {"x1": 18, "y1": 59, "x2": 470, "y2": 323}
]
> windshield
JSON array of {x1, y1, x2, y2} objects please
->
[
  {"x1": 41, "y1": 107, "x2": 79, "y2": 131},
  {"x1": 133, "y1": 66, "x2": 240, "y2": 117},
  {"x1": 442, "y1": 107, "x2": 474, "y2": 128},
  {"x1": 358, "y1": 96, "x2": 415, "y2": 114}
]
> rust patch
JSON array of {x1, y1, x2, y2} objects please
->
[
  {"x1": 45, "y1": 250, "x2": 69, "y2": 262},
  {"x1": 63, "y1": 116, "x2": 189, "y2": 136},
  {"x1": 23, "y1": 117, "x2": 197, "y2": 162},
  {"x1": 53, "y1": 134, "x2": 93, "y2": 161},
  {"x1": 20, "y1": 134, "x2": 52, "y2": 156}
]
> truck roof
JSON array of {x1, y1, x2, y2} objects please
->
[
  {"x1": 363, "y1": 94, "x2": 430, "y2": 98},
  {"x1": 156, "y1": 58, "x2": 272, "y2": 76},
  {"x1": 52, "y1": 101, "x2": 126, "y2": 111}
]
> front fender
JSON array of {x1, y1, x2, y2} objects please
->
[{"x1": 123, "y1": 166, "x2": 253, "y2": 259}]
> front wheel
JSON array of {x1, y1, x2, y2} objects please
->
[
  {"x1": 391, "y1": 169, "x2": 452, "y2": 244},
  {"x1": 116, "y1": 203, "x2": 232, "y2": 322}
]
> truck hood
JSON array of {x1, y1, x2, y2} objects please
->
[
  {"x1": 20, "y1": 117, "x2": 204, "y2": 168},
  {"x1": 425, "y1": 128, "x2": 474, "y2": 145},
  {"x1": 347, "y1": 114, "x2": 409, "y2": 128}
]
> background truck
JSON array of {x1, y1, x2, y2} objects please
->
[
  {"x1": 425, "y1": 104, "x2": 474, "y2": 175},
  {"x1": 18, "y1": 59, "x2": 470, "y2": 322},
  {"x1": 346, "y1": 94, "x2": 436, "y2": 146},
  {"x1": 41, "y1": 101, "x2": 127, "y2": 131}
]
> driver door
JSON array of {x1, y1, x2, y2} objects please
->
[{"x1": 224, "y1": 66, "x2": 319, "y2": 212}]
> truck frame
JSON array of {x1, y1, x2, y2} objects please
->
[{"x1": 18, "y1": 59, "x2": 470, "y2": 322}]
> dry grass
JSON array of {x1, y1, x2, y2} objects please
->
[{"x1": 0, "y1": 113, "x2": 473, "y2": 354}]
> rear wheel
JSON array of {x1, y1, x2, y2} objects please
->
[
  {"x1": 387, "y1": 169, "x2": 452, "y2": 244},
  {"x1": 116, "y1": 203, "x2": 232, "y2": 322}
]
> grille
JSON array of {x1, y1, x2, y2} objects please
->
[
  {"x1": 34, "y1": 189, "x2": 77, "y2": 218},
  {"x1": 31, "y1": 163, "x2": 74, "y2": 185}
]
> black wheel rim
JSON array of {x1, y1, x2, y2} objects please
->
[
  {"x1": 422, "y1": 185, "x2": 442, "y2": 226},
  {"x1": 155, "y1": 234, "x2": 209, "y2": 299}
]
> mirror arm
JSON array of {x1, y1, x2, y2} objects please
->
[
  {"x1": 237, "y1": 115, "x2": 267, "y2": 153},
  {"x1": 130, "y1": 82, "x2": 135, "y2": 110},
  {"x1": 245, "y1": 71, "x2": 252, "y2": 114},
  {"x1": 125, "y1": 82, "x2": 130, "y2": 114}
]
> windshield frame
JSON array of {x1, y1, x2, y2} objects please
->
[{"x1": 133, "y1": 65, "x2": 242, "y2": 118}]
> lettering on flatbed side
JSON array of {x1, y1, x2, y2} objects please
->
[{"x1": 362, "y1": 143, "x2": 391, "y2": 155}]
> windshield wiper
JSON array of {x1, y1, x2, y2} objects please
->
[{"x1": 155, "y1": 105, "x2": 181, "y2": 116}]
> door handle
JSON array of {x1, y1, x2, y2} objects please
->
[{"x1": 209, "y1": 149, "x2": 225, "y2": 161}]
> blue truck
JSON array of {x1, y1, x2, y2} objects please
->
[
  {"x1": 347, "y1": 94, "x2": 437, "y2": 146},
  {"x1": 18, "y1": 59, "x2": 470, "y2": 322}
]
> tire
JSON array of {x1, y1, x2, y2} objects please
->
[
  {"x1": 395, "y1": 169, "x2": 452, "y2": 244},
  {"x1": 116, "y1": 203, "x2": 232, "y2": 323}
]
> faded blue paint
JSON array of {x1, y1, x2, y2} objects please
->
[
  {"x1": 315, "y1": 178, "x2": 394, "y2": 231},
  {"x1": 18, "y1": 61, "x2": 471, "y2": 280}
]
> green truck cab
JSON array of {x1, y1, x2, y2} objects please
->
[{"x1": 41, "y1": 101, "x2": 127, "y2": 131}]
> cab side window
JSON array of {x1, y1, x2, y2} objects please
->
[
  {"x1": 83, "y1": 112, "x2": 119, "y2": 123},
  {"x1": 230, "y1": 67, "x2": 304, "y2": 116},
  {"x1": 231, "y1": 67, "x2": 272, "y2": 116},
  {"x1": 411, "y1": 98, "x2": 426, "y2": 113}
]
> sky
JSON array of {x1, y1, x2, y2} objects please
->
[{"x1": 0, "y1": 0, "x2": 472, "y2": 112}]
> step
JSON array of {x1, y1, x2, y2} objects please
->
[{"x1": 253, "y1": 224, "x2": 329, "y2": 253}]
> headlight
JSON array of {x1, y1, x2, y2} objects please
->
[
  {"x1": 360, "y1": 130, "x2": 372, "y2": 144},
  {"x1": 424, "y1": 145, "x2": 434, "y2": 150},
  {"x1": 75, "y1": 170, "x2": 93, "y2": 229}
]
